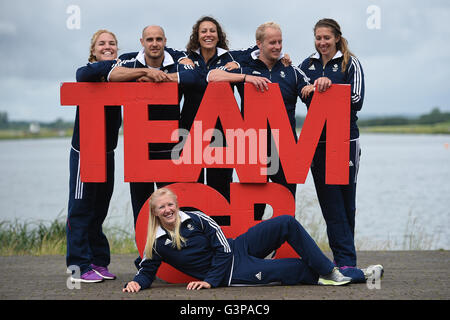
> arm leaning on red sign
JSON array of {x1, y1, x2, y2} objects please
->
[{"x1": 208, "y1": 68, "x2": 271, "y2": 92}]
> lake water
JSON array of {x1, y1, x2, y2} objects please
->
[{"x1": 0, "y1": 133, "x2": 448, "y2": 250}]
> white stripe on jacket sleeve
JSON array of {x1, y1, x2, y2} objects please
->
[
  {"x1": 350, "y1": 56, "x2": 363, "y2": 103},
  {"x1": 191, "y1": 211, "x2": 231, "y2": 253}
]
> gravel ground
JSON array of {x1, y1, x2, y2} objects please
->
[{"x1": 1, "y1": 251, "x2": 448, "y2": 302}]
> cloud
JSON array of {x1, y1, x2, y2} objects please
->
[
  {"x1": 0, "y1": 21, "x2": 17, "y2": 35},
  {"x1": 0, "y1": 0, "x2": 449, "y2": 121}
]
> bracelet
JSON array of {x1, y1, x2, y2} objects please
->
[{"x1": 243, "y1": 74, "x2": 247, "y2": 82}]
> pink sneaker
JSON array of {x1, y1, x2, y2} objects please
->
[
  {"x1": 71, "y1": 269, "x2": 104, "y2": 283},
  {"x1": 91, "y1": 264, "x2": 116, "y2": 280}
]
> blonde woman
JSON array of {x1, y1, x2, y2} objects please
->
[
  {"x1": 67, "y1": 30, "x2": 121, "y2": 283},
  {"x1": 123, "y1": 188, "x2": 352, "y2": 293}
]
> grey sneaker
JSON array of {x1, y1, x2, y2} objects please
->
[
  {"x1": 318, "y1": 267, "x2": 352, "y2": 286},
  {"x1": 362, "y1": 264, "x2": 384, "y2": 281}
]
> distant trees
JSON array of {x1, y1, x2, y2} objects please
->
[
  {"x1": 1, "y1": 107, "x2": 449, "y2": 131},
  {"x1": 0, "y1": 111, "x2": 8, "y2": 128},
  {"x1": 294, "y1": 107, "x2": 450, "y2": 129},
  {"x1": 415, "y1": 107, "x2": 450, "y2": 125},
  {"x1": 0, "y1": 112, "x2": 73, "y2": 130},
  {"x1": 358, "y1": 107, "x2": 450, "y2": 127}
]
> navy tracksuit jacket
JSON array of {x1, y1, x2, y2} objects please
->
[
  {"x1": 133, "y1": 212, "x2": 335, "y2": 289},
  {"x1": 299, "y1": 51, "x2": 365, "y2": 282},
  {"x1": 179, "y1": 47, "x2": 241, "y2": 206},
  {"x1": 112, "y1": 48, "x2": 200, "y2": 225},
  {"x1": 299, "y1": 51, "x2": 364, "y2": 141},
  {"x1": 236, "y1": 49, "x2": 311, "y2": 219}
]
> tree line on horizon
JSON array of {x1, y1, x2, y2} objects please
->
[
  {"x1": 297, "y1": 107, "x2": 449, "y2": 128},
  {"x1": 0, "y1": 107, "x2": 449, "y2": 131}
]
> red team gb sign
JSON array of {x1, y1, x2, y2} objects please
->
[{"x1": 60, "y1": 82, "x2": 350, "y2": 283}]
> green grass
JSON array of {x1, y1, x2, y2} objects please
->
[
  {"x1": 360, "y1": 121, "x2": 450, "y2": 134},
  {"x1": 0, "y1": 206, "x2": 444, "y2": 256},
  {"x1": 0, "y1": 128, "x2": 73, "y2": 140},
  {"x1": 2, "y1": 122, "x2": 449, "y2": 141},
  {"x1": 0, "y1": 218, "x2": 66, "y2": 255},
  {"x1": 0, "y1": 214, "x2": 136, "y2": 256}
]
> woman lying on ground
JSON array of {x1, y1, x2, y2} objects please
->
[{"x1": 123, "y1": 188, "x2": 354, "y2": 293}]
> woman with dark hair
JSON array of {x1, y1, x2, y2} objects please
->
[
  {"x1": 186, "y1": 16, "x2": 230, "y2": 55},
  {"x1": 179, "y1": 16, "x2": 239, "y2": 211},
  {"x1": 299, "y1": 18, "x2": 382, "y2": 283}
]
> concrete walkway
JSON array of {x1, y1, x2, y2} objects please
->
[{"x1": 0, "y1": 251, "x2": 448, "y2": 301}]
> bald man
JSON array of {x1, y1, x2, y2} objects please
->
[{"x1": 108, "y1": 25, "x2": 198, "y2": 226}]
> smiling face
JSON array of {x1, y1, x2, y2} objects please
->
[
  {"x1": 152, "y1": 193, "x2": 179, "y2": 230},
  {"x1": 314, "y1": 26, "x2": 339, "y2": 60},
  {"x1": 257, "y1": 27, "x2": 282, "y2": 66},
  {"x1": 198, "y1": 21, "x2": 219, "y2": 51},
  {"x1": 92, "y1": 32, "x2": 118, "y2": 61}
]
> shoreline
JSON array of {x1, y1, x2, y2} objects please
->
[
  {"x1": 1, "y1": 125, "x2": 450, "y2": 141},
  {"x1": 359, "y1": 125, "x2": 450, "y2": 135},
  {"x1": 1, "y1": 214, "x2": 447, "y2": 256}
]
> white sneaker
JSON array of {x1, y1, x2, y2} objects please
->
[
  {"x1": 318, "y1": 267, "x2": 352, "y2": 286},
  {"x1": 362, "y1": 264, "x2": 384, "y2": 281}
]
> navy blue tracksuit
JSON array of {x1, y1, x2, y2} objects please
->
[
  {"x1": 133, "y1": 212, "x2": 334, "y2": 289},
  {"x1": 67, "y1": 59, "x2": 122, "y2": 274},
  {"x1": 237, "y1": 49, "x2": 311, "y2": 220},
  {"x1": 114, "y1": 49, "x2": 193, "y2": 226},
  {"x1": 179, "y1": 48, "x2": 240, "y2": 207},
  {"x1": 300, "y1": 51, "x2": 365, "y2": 282}
]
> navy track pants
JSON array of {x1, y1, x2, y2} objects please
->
[
  {"x1": 229, "y1": 215, "x2": 334, "y2": 285},
  {"x1": 66, "y1": 148, "x2": 114, "y2": 274},
  {"x1": 311, "y1": 139, "x2": 365, "y2": 282}
]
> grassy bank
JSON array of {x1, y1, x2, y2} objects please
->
[
  {"x1": 0, "y1": 214, "x2": 332, "y2": 256},
  {"x1": 1, "y1": 122, "x2": 449, "y2": 141},
  {"x1": 359, "y1": 121, "x2": 450, "y2": 134},
  {"x1": 0, "y1": 216, "x2": 136, "y2": 256},
  {"x1": 0, "y1": 128, "x2": 72, "y2": 140},
  {"x1": 0, "y1": 209, "x2": 443, "y2": 256}
]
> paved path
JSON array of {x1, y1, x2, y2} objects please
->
[{"x1": 0, "y1": 251, "x2": 448, "y2": 301}]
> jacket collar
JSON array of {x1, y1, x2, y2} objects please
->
[
  {"x1": 194, "y1": 47, "x2": 229, "y2": 58},
  {"x1": 250, "y1": 48, "x2": 284, "y2": 62},
  {"x1": 155, "y1": 211, "x2": 191, "y2": 239},
  {"x1": 311, "y1": 50, "x2": 343, "y2": 60},
  {"x1": 136, "y1": 48, "x2": 175, "y2": 68}
]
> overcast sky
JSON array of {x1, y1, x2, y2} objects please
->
[{"x1": 1, "y1": 0, "x2": 449, "y2": 121}]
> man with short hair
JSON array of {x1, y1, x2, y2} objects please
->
[
  {"x1": 109, "y1": 25, "x2": 184, "y2": 83},
  {"x1": 108, "y1": 25, "x2": 196, "y2": 226}
]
